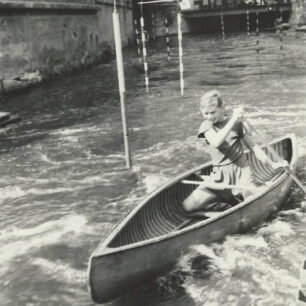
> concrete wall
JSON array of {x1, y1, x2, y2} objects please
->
[
  {"x1": 289, "y1": 0, "x2": 305, "y2": 26},
  {"x1": 0, "y1": 0, "x2": 134, "y2": 93}
]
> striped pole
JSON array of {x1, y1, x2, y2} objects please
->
[
  {"x1": 152, "y1": 12, "x2": 156, "y2": 40},
  {"x1": 279, "y1": 9, "x2": 283, "y2": 51},
  {"x1": 220, "y1": 13, "x2": 225, "y2": 39},
  {"x1": 256, "y1": 12, "x2": 259, "y2": 54},
  {"x1": 246, "y1": 10, "x2": 250, "y2": 36},
  {"x1": 134, "y1": 19, "x2": 142, "y2": 64},
  {"x1": 177, "y1": 10, "x2": 184, "y2": 96},
  {"x1": 165, "y1": 18, "x2": 171, "y2": 63},
  {"x1": 140, "y1": 7, "x2": 149, "y2": 92},
  {"x1": 298, "y1": 260, "x2": 306, "y2": 305}
]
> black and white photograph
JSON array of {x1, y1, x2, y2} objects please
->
[{"x1": 0, "y1": 0, "x2": 305, "y2": 305}]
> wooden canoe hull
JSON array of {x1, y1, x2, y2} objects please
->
[{"x1": 88, "y1": 135, "x2": 296, "y2": 303}]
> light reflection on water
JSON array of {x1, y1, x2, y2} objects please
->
[{"x1": 0, "y1": 32, "x2": 305, "y2": 306}]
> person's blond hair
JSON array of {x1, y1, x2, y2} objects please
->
[{"x1": 200, "y1": 90, "x2": 223, "y2": 109}]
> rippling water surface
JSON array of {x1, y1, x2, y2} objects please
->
[{"x1": 0, "y1": 32, "x2": 305, "y2": 306}]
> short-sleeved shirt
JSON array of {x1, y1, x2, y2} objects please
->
[{"x1": 197, "y1": 117, "x2": 246, "y2": 166}]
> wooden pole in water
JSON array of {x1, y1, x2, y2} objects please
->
[
  {"x1": 246, "y1": 10, "x2": 250, "y2": 36},
  {"x1": 220, "y1": 13, "x2": 225, "y2": 39},
  {"x1": 165, "y1": 18, "x2": 171, "y2": 63},
  {"x1": 298, "y1": 260, "x2": 306, "y2": 305},
  {"x1": 256, "y1": 12, "x2": 260, "y2": 54},
  {"x1": 279, "y1": 9, "x2": 283, "y2": 51},
  {"x1": 177, "y1": 3, "x2": 184, "y2": 96},
  {"x1": 113, "y1": 4, "x2": 132, "y2": 168},
  {"x1": 134, "y1": 19, "x2": 142, "y2": 64},
  {"x1": 152, "y1": 12, "x2": 156, "y2": 40},
  {"x1": 140, "y1": 5, "x2": 149, "y2": 92}
]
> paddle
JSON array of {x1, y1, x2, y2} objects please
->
[
  {"x1": 244, "y1": 118, "x2": 306, "y2": 194},
  {"x1": 181, "y1": 180, "x2": 257, "y2": 191}
]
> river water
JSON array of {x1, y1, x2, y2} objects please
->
[{"x1": 0, "y1": 31, "x2": 305, "y2": 306}]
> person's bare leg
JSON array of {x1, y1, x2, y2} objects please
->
[
  {"x1": 182, "y1": 187, "x2": 217, "y2": 213},
  {"x1": 241, "y1": 184, "x2": 265, "y2": 201}
]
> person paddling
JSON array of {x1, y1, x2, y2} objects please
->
[{"x1": 182, "y1": 90, "x2": 288, "y2": 213}]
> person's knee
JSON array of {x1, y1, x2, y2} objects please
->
[
  {"x1": 182, "y1": 196, "x2": 196, "y2": 212},
  {"x1": 182, "y1": 189, "x2": 215, "y2": 212}
]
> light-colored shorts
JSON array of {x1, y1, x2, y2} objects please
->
[{"x1": 199, "y1": 154, "x2": 256, "y2": 201}]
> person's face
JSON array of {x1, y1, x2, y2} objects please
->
[{"x1": 200, "y1": 104, "x2": 224, "y2": 124}]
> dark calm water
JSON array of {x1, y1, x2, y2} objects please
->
[{"x1": 0, "y1": 32, "x2": 305, "y2": 306}]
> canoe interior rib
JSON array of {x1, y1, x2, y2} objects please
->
[{"x1": 108, "y1": 138, "x2": 293, "y2": 248}]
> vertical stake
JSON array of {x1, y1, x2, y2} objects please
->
[
  {"x1": 256, "y1": 12, "x2": 260, "y2": 54},
  {"x1": 220, "y1": 13, "x2": 225, "y2": 39},
  {"x1": 140, "y1": 5, "x2": 149, "y2": 93},
  {"x1": 280, "y1": 9, "x2": 283, "y2": 51},
  {"x1": 113, "y1": 6, "x2": 132, "y2": 168},
  {"x1": 246, "y1": 10, "x2": 250, "y2": 36},
  {"x1": 177, "y1": 7, "x2": 184, "y2": 96},
  {"x1": 152, "y1": 12, "x2": 156, "y2": 40},
  {"x1": 134, "y1": 19, "x2": 142, "y2": 64},
  {"x1": 165, "y1": 18, "x2": 171, "y2": 63}
]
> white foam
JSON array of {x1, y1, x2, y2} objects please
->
[
  {"x1": 0, "y1": 185, "x2": 77, "y2": 204},
  {"x1": 184, "y1": 283, "x2": 220, "y2": 305},
  {"x1": 28, "y1": 187, "x2": 74, "y2": 195},
  {"x1": 0, "y1": 186, "x2": 26, "y2": 203},
  {"x1": 50, "y1": 126, "x2": 100, "y2": 136},
  {"x1": 257, "y1": 220, "x2": 295, "y2": 239},
  {"x1": 297, "y1": 137, "x2": 306, "y2": 158},
  {"x1": 32, "y1": 258, "x2": 87, "y2": 284},
  {"x1": 279, "y1": 209, "x2": 304, "y2": 218},
  {"x1": 0, "y1": 215, "x2": 88, "y2": 267},
  {"x1": 142, "y1": 174, "x2": 169, "y2": 193},
  {"x1": 39, "y1": 153, "x2": 59, "y2": 164},
  {"x1": 215, "y1": 234, "x2": 267, "y2": 251},
  {"x1": 77, "y1": 175, "x2": 108, "y2": 184}
]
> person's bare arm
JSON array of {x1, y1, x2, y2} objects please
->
[{"x1": 205, "y1": 108, "x2": 243, "y2": 147}]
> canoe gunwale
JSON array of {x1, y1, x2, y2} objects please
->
[
  {"x1": 91, "y1": 170, "x2": 290, "y2": 257},
  {"x1": 90, "y1": 162, "x2": 214, "y2": 255},
  {"x1": 91, "y1": 134, "x2": 297, "y2": 257}
]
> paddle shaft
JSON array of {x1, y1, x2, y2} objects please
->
[
  {"x1": 181, "y1": 180, "x2": 256, "y2": 191},
  {"x1": 244, "y1": 119, "x2": 306, "y2": 194}
]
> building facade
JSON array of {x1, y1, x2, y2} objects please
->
[{"x1": 0, "y1": 0, "x2": 134, "y2": 92}]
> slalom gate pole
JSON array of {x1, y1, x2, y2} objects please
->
[{"x1": 113, "y1": 4, "x2": 132, "y2": 168}]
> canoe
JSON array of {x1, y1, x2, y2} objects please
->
[{"x1": 88, "y1": 134, "x2": 297, "y2": 303}]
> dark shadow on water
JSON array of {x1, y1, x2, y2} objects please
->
[
  {"x1": 105, "y1": 254, "x2": 216, "y2": 306},
  {"x1": 0, "y1": 131, "x2": 49, "y2": 153},
  {"x1": 106, "y1": 275, "x2": 193, "y2": 306},
  {"x1": 226, "y1": 64, "x2": 248, "y2": 69},
  {"x1": 200, "y1": 79, "x2": 241, "y2": 86}
]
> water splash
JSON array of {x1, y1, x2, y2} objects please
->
[
  {"x1": 0, "y1": 215, "x2": 88, "y2": 268},
  {"x1": 257, "y1": 220, "x2": 295, "y2": 239},
  {"x1": 143, "y1": 173, "x2": 170, "y2": 193},
  {"x1": 32, "y1": 258, "x2": 87, "y2": 285},
  {"x1": 178, "y1": 232, "x2": 297, "y2": 305}
]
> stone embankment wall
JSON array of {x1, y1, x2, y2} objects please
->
[
  {"x1": 290, "y1": 0, "x2": 306, "y2": 26},
  {"x1": 0, "y1": 0, "x2": 134, "y2": 93}
]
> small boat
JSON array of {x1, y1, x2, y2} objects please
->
[{"x1": 88, "y1": 134, "x2": 297, "y2": 303}]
